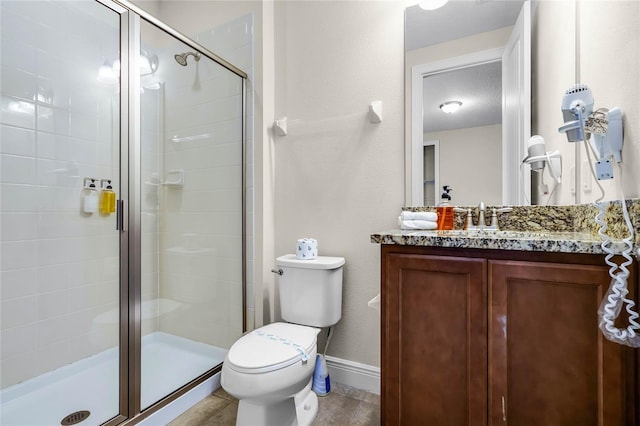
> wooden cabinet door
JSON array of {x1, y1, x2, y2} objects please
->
[
  {"x1": 383, "y1": 252, "x2": 487, "y2": 426},
  {"x1": 489, "y1": 260, "x2": 634, "y2": 426}
]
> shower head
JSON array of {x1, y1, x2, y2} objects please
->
[{"x1": 174, "y1": 52, "x2": 201, "y2": 66}]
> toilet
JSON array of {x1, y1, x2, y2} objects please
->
[{"x1": 221, "y1": 254, "x2": 345, "y2": 426}]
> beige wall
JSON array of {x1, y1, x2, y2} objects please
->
[
  {"x1": 533, "y1": 0, "x2": 640, "y2": 204},
  {"x1": 273, "y1": 0, "x2": 407, "y2": 366},
  {"x1": 405, "y1": 26, "x2": 512, "y2": 68},
  {"x1": 425, "y1": 124, "x2": 503, "y2": 206}
]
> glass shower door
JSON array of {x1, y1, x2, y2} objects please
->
[
  {"x1": 136, "y1": 18, "x2": 245, "y2": 410},
  {"x1": 0, "y1": 1, "x2": 123, "y2": 424}
]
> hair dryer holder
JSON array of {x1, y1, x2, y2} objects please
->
[
  {"x1": 558, "y1": 84, "x2": 623, "y2": 180},
  {"x1": 523, "y1": 150, "x2": 562, "y2": 183}
]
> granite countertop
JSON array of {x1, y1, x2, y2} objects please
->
[
  {"x1": 370, "y1": 229, "x2": 626, "y2": 254},
  {"x1": 371, "y1": 200, "x2": 640, "y2": 256}
]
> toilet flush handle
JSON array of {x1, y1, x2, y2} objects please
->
[{"x1": 271, "y1": 268, "x2": 283, "y2": 276}]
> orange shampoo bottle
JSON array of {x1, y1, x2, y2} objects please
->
[{"x1": 436, "y1": 186, "x2": 454, "y2": 230}]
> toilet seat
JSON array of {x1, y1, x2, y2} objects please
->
[{"x1": 226, "y1": 322, "x2": 319, "y2": 374}]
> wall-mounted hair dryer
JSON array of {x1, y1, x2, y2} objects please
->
[
  {"x1": 559, "y1": 84, "x2": 594, "y2": 142},
  {"x1": 558, "y1": 84, "x2": 623, "y2": 180},
  {"x1": 522, "y1": 135, "x2": 562, "y2": 205},
  {"x1": 522, "y1": 135, "x2": 562, "y2": 183}
]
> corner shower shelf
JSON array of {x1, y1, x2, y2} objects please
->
[{"x1": 162, "y1": 169, "x2": 184, "y2": 187}]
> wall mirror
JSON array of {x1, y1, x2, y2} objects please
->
[{"x1": 405, "y1": 0, "x2": 530, "y2": 206}]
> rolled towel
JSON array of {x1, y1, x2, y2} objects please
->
[
  {"x1": 401, "y1": 211, "x2": 438, "y2": 222},
  {"x1": 401, "y1": 220, "x2": 438, "y2": 230}
]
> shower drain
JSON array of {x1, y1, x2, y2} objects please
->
[{"x1": 60, "y1": 410, "x2": 91, "y2": 425}]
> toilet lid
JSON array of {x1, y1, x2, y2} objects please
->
[{"x1": 227, "y1": 322, "x2": 319, "y2": 374}]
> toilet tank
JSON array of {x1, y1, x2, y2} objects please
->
[{"x1": 276, "y1": 254, "x2": 345, "y2": 328}]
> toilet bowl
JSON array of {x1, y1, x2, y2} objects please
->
[
  {"x1": 221, "y1": 255, "x2": 345, "y2": 426},
  {"x1": 221, "y1": 322, "x2": 320, "y2": 426}
]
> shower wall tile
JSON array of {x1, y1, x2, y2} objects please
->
[
  {"x1": 37, "y1": 105, "x2": 69, "y2": 135},
  {"x1": 37, "y1": 315, "x2": 75, "y2": 347},
  {"x1": 1, "y1": 240, "x2": 40, "y2": 270},
  {"x1": 39, "y1": 186, "x2": 85, "y2": 213},
  {"x1": 68, "y1": 138, "x2": 99, "y2": 164},
  {"x1": 1, "y1": 0, "x2": 121, "y2": 387},
  {"x1": 164, "y1": 95, "x2": 242, "y2": 131},
  {"x1": 69, "y1": 112, "x2": 98, "y2": 141},
  {"x1": 37, "y1": 290, "x2": 70, "y2": 321},
  {"x1": 225, "y1": 44, "x2": 252, "y2": 72},
  {"x1": 1, "y1": 124, "x2": 36, "y2": 156},
  {"x1": 184, "y1": 165, "x2": 242, "y2": 192},
  {"x1": 162, "y1": 212, "x2": 242, "y2": 236},
  {"x1": 0, "y1": 9, "x2": 38, "y2": 46},
  {"x1": 36, "y1": 159, "x2": 77, "y2": 187},
  {"x1": 0, "y1": 38, "x2": 37, "y2": 73},
  {"x1": 0, "y1": 323, "x2": 37, "y2": 359},
  {"x1": 36, "y1": 131, "x2": 69, "y2": 160},
  {"x1": 0, "y1": 351, "x2": 38, "y2": 389},
  {"x1": 35, "y1": 58, "x2": 70, "y2": 106},
  {"x1": 163, "y1": 142, "x2": 241, "y2": 171},
  {"x1": 1, "y1": 296, "x2": 38, "y2": 330},
  {"x1": 1, "y1": 269, "x2": 38, "y2": 301},
  {"x1": 0, "y1": 213, "x2": 39, "y2": 241},
  {"x1": 37, "y1": 76, "x2": 71, "y2": 109},
  {"x1": 0, "y1": 154, "x2": 38, "y2": 184},
  {"x1": 0, "y1": 66, "x2": 37, "y2": 101},
  {"x1": 1, "y1": 96, "x2": 36, "y2": 128},
  {"x1": 217, "y1": 259, "x2": 243, "y2": 284},
  {"x1": 162, "y1": 189, "x2": 242, "y2": 215},
  {"x1": 37, "y1": 264, "x2": 73, "y2": 294},
  {"x1": 37, "y1": 339, "x2": 74, "y2": 374},
  {"x1": 0, "y1": 183, "x2": 41, "y2": 212},
  {"x1": 156, "y1": 13, "x2": 254, "y2": 345},
  {"x1": 70, "y1": 89, "x2": 103, "y2": 114}
]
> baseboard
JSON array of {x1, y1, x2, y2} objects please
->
[{"x1": 325, "y1": 355, "x2": 380, "y2": 395}]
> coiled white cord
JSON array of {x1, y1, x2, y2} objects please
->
[
  {"x1": 596, "y1": 197, "x2": 639, "y2": 345},
  {"x1": 580, "y1": 125, "x2": 640, "y2": 347}
]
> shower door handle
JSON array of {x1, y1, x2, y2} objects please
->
[{"x1": 117, "y1": 199, "x2": 127, "y2": 232}]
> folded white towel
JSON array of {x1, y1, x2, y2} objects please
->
[
  {"x1": 401, "y1": 211, "x2": 438, "y2": 222},
  {"x1": 400, "y1": 220, "x2": 438, "y2": 230}
]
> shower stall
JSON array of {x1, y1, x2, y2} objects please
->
[{"x1": 0, "y1": 0, "x2": 247, "y2": 424}]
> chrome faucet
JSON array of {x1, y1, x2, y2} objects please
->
[
  {"x1": 477, "y1": 202, "x2": 486, "y2": 230},
  {"x1": 459, "y1": 202, "x2": 512, "y2": 231},
  {"x1": 486, "y1": 207, "x2": 513, "y2": 231}
]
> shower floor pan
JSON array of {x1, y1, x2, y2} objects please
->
[{"x1": 0, "y1": 332, "x2": 227, "y2": 426}]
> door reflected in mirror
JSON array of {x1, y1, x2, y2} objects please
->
[{"x1": 422, "y1": 60, "x2": 502, "y2": 206}]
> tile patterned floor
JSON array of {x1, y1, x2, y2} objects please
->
[{"x1": 169, "y1": 382, "x2": 380, "y2": 426}]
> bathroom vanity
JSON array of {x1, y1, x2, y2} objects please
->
[{"x1": 373, "y1": 222, "x2": 639, "y2": 425}]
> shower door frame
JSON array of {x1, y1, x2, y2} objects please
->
[{"x1": 96, "y1": 1, "x2": 248, "y2": 424}]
